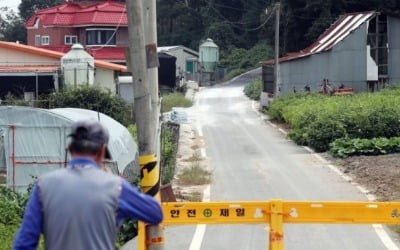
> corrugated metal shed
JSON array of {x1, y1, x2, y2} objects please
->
[
  {"x1": 264, "y1": 11, "x2": 376, "y2": 65},
  {"x1": 0, "y1": 106, "x2": 138, "y2": 192}
]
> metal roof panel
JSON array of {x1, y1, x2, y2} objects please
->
[{"x1": 264, "y1": 11, "x2": 376, "y2": 65}]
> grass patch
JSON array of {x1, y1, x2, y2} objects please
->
[
  {"x1": 182, "y1": 152, "x2": 203, "y2": 162},
  {"x1": 243, "y1": 77, "x2": 262, "y2": 100},
  {"x1": 177, "y1": 163, "x2": 211, "y2": 185},
  {"x1": 161, "y1": 93, "x2": 193, "y2": 113}
]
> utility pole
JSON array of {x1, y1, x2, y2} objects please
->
[
  {"x1": 126, "y1": 0, "x2": 163, "y2": 249},
  {"x1": 141, "y1": 0, "x2": 163, "y2": 249},
  {"x1": 260, "y1": 2, "x2": 280, "y2": 107},
  {"x1": 274, "y1": 2, "x2": 281, "y2": 97}
]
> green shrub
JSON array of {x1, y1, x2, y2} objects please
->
[
  {"x1": 330, "y1": 137, "x2": 400, "y2": 158},
  {"x1": 225, "y1": 68, "x2": 247, "y2": 80},
  {"x1": 221, "y1": 42, "x2": 273, "y2": 79},
  {"x1": 0, "y1": 186, "x2": 28, "y2": 249},
  {"x1": 0, "y1": 223, "x2": 19, "y2": 249},
  {"x1": 302, "y1": 118, "x2": 347, "y2": 152},
  {"x1": 243, "y1": 77, "x2": 262, "y2": 100},
  {"x1": 161, "y1": 93, "x2": 192, "y2": 113},
  {"x1": 40, "y1": 86, "x2": 133, "y2": 126},
  {"x1": 160, "y1": 123, "x2": 178, "y2": 184},
  {"x1": 267, "y1": 87, "x2": 400, "y2": 153},
  {"x1": 127, "y1": 124, "x2": 138, "y2": 142}
]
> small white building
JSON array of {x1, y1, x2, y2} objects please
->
[
  {"x1": 157, "y1": 45, "x2": 199, "y2": 84},
  {"x1": 0, "y1": 41, "x2": 127, "y2": 98}
]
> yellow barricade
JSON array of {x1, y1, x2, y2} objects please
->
[{"x1": 161, "y1": 200, "x2": 400, "y2": 250}]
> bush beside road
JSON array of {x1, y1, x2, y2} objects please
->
[{"x1": 267, "y1": 88, "x2": 400, "y2": 152}]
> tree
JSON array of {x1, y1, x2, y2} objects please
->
[
  {"x1": 0, "y1": 8, "x2": 26, "y2": 43},
  {"x1": 18, "y1": 0, "x2": 63, "y2": 21}
]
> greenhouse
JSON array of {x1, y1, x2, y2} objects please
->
[{"x1": 0, "y1": 106, "x2": 138, "y2": 192}]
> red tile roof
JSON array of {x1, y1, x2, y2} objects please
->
[
  {"x1": 86, "y1": 47, "x2": 126, "y2": 61},
  {"x1": 264, "y1": 11, "x2": 376, "y2": 65},
  {"x1": 45, "y1": 45, "x2": 127, "y2": 61},
  {"x1": 25, "y1": 1, "x2": 127, "y2": 27},
  {"x1": 0, "y1": 41, "x2": 127, "y2": 72}
]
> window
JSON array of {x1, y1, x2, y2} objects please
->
[
  {"x1": 35, "y1": 35, "x2": 41, "y2": 46},
  {"x1": 367, "y1": 14, "x2": 388, "y2": 77},
  {"x1": 86, "y1": 29, "x2": 116, "y2": 46},
  {"x1": 65, "y1": 35, "x2": 77, "y2": 45},
  {"x1": 41, "y1": 36, "x2": 50, "y2": 45}
]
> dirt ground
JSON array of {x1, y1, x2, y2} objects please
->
[
  {"x1": 270, "y1": 118, "x2": 400, "y2": 202},
  {"x1": 333, "y1": 153, "x2": 400, "y2": 202}
]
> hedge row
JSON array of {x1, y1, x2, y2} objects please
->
[{"x1": 267, "y1": 87, "x2": 400, "y2": 152}]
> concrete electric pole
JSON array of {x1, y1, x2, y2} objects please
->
[
  {"x1": 126, "y1": 0, "x2": 163, "y2": 249},
  {"x1": 260, "y1": 2, "x2": 280, "y2": 107},
  {"x1": 274, "y1": 2, "x2": 281, "y2": 97}
]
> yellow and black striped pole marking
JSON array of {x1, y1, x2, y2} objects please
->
[{"x1": 138, "y1": 154, "x2": 164, "y2": 250}]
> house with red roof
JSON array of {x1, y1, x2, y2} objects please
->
[
  {"x1": 0, "y1": 41, "x2": 126, "y2": 98},
  {"x1": 25, "y1": 0, "x2": 128, "y2": 63},
  {"x1": 262, "y1": 12, "x2": 400, "y2": 95}
]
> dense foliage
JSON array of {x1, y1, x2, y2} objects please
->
[
  {"x1": 221, "y1": 43, "x2": 272, "y2": 79},
  {"x1": 0, "y1": 0, "x2": 398, "y2": 57},
  {"x1": 0, "y1": 8, "x2": 26, "y2": 43},
  {"x1": 18, "y1": 0, "x2": 63, "y2": 21},
  {"x1": 0, "y1": 187, "x2": 28, "y2": 249},
  {"x1": 157, "y1": 0, "x2": 400, "y2": 56},
  {"x1": 39, "y1": 87, "x2": 133, "y2": 126},
  {"x1": 267, "y1": 88, "x2": 400, "y2": 152},
  {"x1": 243, "y1": 77, "x2": 262, "y2": 101},
  {"x1": 330, "y1": 137, "x2": 400, "y2": 158}
]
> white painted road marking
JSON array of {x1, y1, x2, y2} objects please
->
[{"x1": 189, "y1": 186, "x2": 210, "y2": 250}]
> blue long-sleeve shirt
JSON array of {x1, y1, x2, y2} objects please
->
[{"x1": 13, "y1": 158, "x2": 163, "y2": 250}]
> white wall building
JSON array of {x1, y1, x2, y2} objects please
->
[{"x1": 0, "y1": 41, "x2": 126, "y2": 98}]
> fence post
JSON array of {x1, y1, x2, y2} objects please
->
[
  {"x1": 269, "y1": 199, "x2": 284, "y2": 250},
  {"x1": 138, "y1": 221, "x2": 146, "y2": 250}
]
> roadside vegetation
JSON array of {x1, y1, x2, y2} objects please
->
[
  {"x1": 243, "y1": 77, "x2": 262, "y2": 100},
  {"x1": 221, "y1": 43, "x2": 272, "y2": 79},
  {"x1": 0, "y1": 187, "x2": 26, "y2": 249},
  {"x1": 3, "y1": 87, "x2": 133, "y2": 126},
  {"x1": 0, "y1": 186, "x2": 45, "y2": 249},
  {"x1": 161, "y1": 93, "x2": 193, "y2": 113},
  {"x1": 267, "y1": 87, "x2": 400, "y2": 155},
  {"x1": 177, "y1": 152, "x2": 211, "y2": 186}
]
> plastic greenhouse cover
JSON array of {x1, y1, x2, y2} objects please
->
[{"x1": 0, "y1": 106, "x2": 138, "y2": 192}]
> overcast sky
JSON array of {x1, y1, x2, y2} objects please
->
[{"x1": 0, "y1": 0, "x2": 20, "y2": 13}]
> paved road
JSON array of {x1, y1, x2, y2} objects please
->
[{"x1": 164, "y1": 69, "x2": 399, "y2": 249}]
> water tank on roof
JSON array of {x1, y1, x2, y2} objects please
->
[
  {"x1": 61, "y1": 44, "x2": 94, "y2": 87},
  {"x1": 199, "y1": 38, "x2": 219, "y2": 73}
]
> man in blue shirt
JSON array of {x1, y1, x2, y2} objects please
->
[{"x1": 13, "y1": 120, "x2": 163, "y2": 250}]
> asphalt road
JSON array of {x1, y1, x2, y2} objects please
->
[{"x1": 164, "y1": 68, "x2": 400, "y2": 250}]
